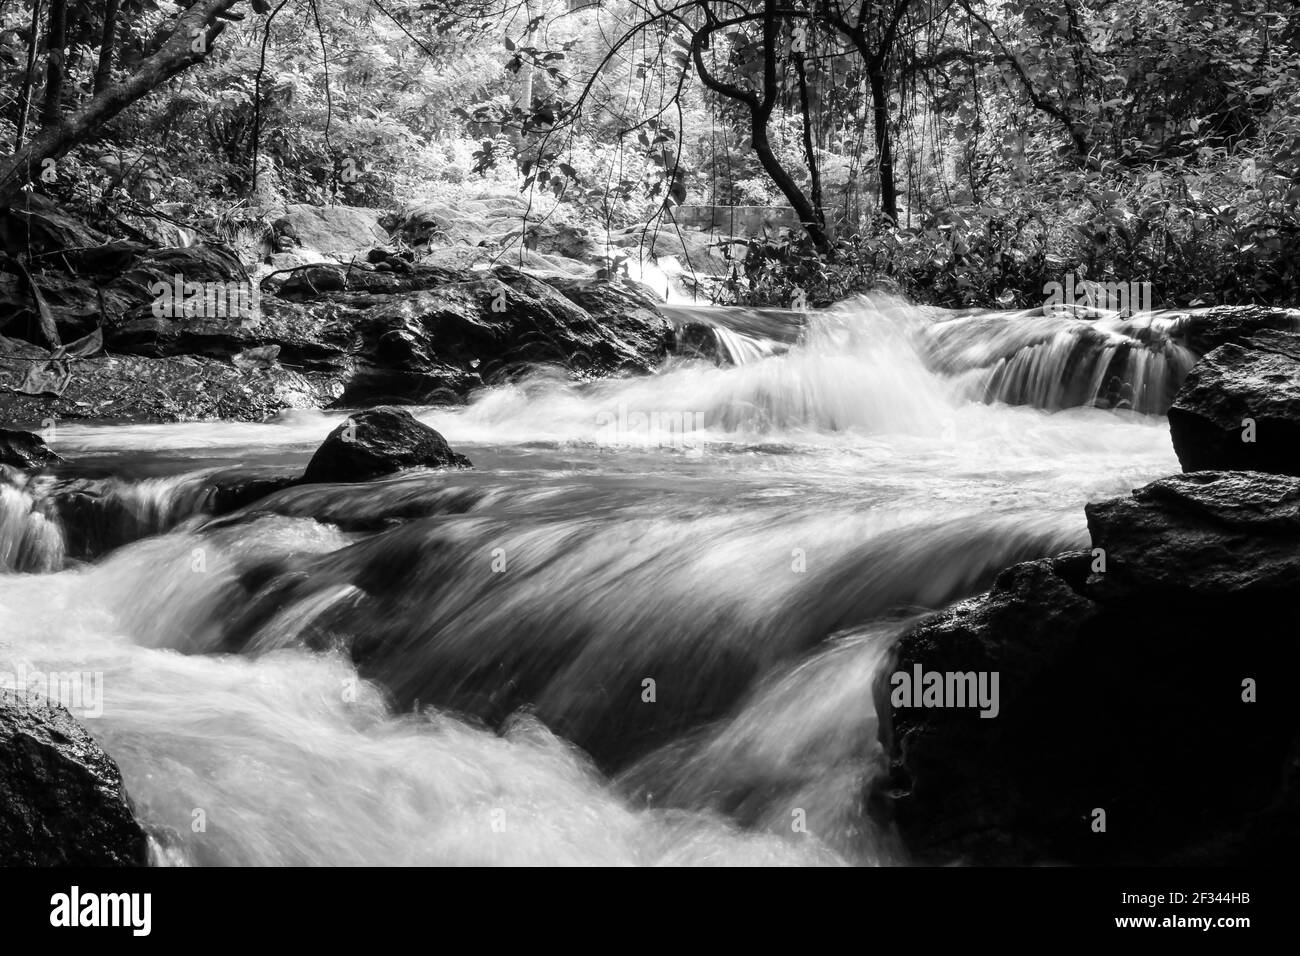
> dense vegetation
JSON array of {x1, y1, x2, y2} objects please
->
[{"x1": 1, "y1": 0, "x2": 1297, "y2": 308}]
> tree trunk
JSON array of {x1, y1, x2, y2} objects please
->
[
  {"x1": 869, "y1": 71, "x2": 898, "y2": 222},
  {"x1": 14, "y1": 0, "x2": 44, "y2": 149},
  {"x1": 751, "y1": 123, "x2": 830, "y2": 252},
  {"x1": 41, "y1": 0, "x2": 68, "y2": 128},
  {"x1": 794, "y1": 51, "x2": 825, "y2": 231},
  {"x1": 689, "y1": 1, "x2": 830, "y2": 253},
  {"x1": 94, "y1": 0, "x2": 123, "y2": 95},
  {"x1": 0, "y1": 0, "x2": 244, "y2": 205}
]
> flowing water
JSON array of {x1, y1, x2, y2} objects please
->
[{"x1": 0, "y1": 294, "x2": 1184, "y2": 866}]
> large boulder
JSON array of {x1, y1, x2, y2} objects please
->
[
  {"x1": 1168, "y1": 330, "x2": 1300, "y2": 476},
  {"x1": 2, "y1": 242, "x2": 252, "y2": 345},
  {"x1": 273, "y1": 204, "x2": 389, "y2": 257},
  {"x1": 110, "y1": 295, "x2": 352, "y2": 372},
  {"x1": 1085, "y1": 469, "x2": 1300, "y2": 598},
  {"x1": 301, "y1": 407, "x2": 470, "y2": 484},
  {"x1": 0, "y1": 694, "x2": 149, "y2": 865},
  {"x1": 870, "y1": 470, "x2": 1300, "y2": 865},
  {"x1": 0, "y1": 428, "x2": 62, "y2": 470},
  {"x1": 519, "y1": 221, "x2": 597, "y2": 262},
  {"x1": 0, "y1": 193, "x2": 109, "y2": 263},
  {"x1": 273, "y1": 264, "x2": 672, "y2": 406}
]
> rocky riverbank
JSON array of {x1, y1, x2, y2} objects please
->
[{"x1": 0, "y1": 196, "x2": 716, "y2": 426}]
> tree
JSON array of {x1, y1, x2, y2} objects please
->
[
  {"x1": 0, "y1": 0, "x2": 248, "y2": 204},
  {"x1": 40, "y1": 0, "x2": 67, "y2": 128},
  {"x1": 94, "y1": 0, "x2": 124, "y2": 96}
]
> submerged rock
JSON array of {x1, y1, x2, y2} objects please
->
[
  {"x1": 0, "y1": 694, "x2": 149, "y2": 865},
  {"x1": 871, "y1": 470, "x2": 1300, "y2": 865},
  {"x1": 1169, "y1": 330, "x2": 1300, "y2": 476},
  {"x1": 0, "y1": 428, "x2": 62, "y2": 470},
  {"x1": 301, "y1": 407, "x2": 471, "y2": 484},
  {"x1": 49, "y1": 467, "x2": 298, "y2": 562}
]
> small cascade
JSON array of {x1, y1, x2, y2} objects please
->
[
  {"x1": 0, "y1": 478, "x2": 65, "y2": 573},
  {"x1": 920, "y1": 308, "x2": 1199, "y2": 413}
]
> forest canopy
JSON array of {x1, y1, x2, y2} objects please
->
[{"x1": 1, "y1": 0, "x2": 1297, "y2": 307}]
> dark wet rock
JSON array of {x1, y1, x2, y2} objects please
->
[
  {"x1": 0, "y1": 694, "x2": 149, "y2": 866},
  {"x1": 327, "y1": 265, "x2": 671, "y2": 406},
  {"x1": 1167, "y1": 304, "x2": 1300, "y2": 355},
  {"x1": 0, "y1": 193, "x2": 109, "y2": 263},
  {"x1": 300, "y1": 407, "x2": 470, "y2": 484},
  {"x1": 201, "y1": 477, "x2": 486, "y2": 534},
  {"x1": 542, "y1": 275, "x2": 670, "y2": 367},
  {"x1": 365, "y1": 247, "x2": 414, "y2": 272},
  {"x1": 0, "y1": 428, "x2": 62, "y2": 469},
  {"x1": 1169, "y1": 330, "x2": 1300, "y2": 476},
  {"x1": 871, "y1": 471, "x2": 1300, "y2": 865},
  {"x1": 2, "y1": 242, "x2": 252, "y2": 345},
  {"x1": 670, "y1": 323, "x2": 728, "y2": 364},
  {"x1": 1084, "y1": 470, "x2": 1300, "y2": 598},
  {"x1": 275, "y1": 263, "x2": 350, "y2": 297},
  {"x1": 110, "y1": 296, "x2": 351, "y2": 372}
]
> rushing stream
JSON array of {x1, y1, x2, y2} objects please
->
[{"x1": 0, "y1": 294, "x2": 1183, "y2": 866}]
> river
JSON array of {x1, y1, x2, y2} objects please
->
[{"x1": 0, "y1": 294, "x2": 1184, "y2": 865}]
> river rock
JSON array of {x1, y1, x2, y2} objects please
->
[
  {"x1": 313, "y1": 265, "x2": 671, "y2": 405},
  {"x1": 0, "y1": 694, "x2": 149, "y2": 865},
  {"x1": 1168, "y1": 330, "x2": 1300, "y2": 476},
  {"x1": 1, "y1": 242, "x2": 253, "y2": 345},
  {"x1": 111, "y1": 296, "x2": 351, "y2": 372},
  {"x1": 519, "y1": 222, "x2": 597, "y2": 262},
  {"x1": 301, "y1": 407, "x2": 471, "y2": 484},
  {"x1": 1167, "y1": 304, "x2": 1300, "y2": 355},
  {"x1": 0, "y1": 193, "x2": 109, "y2": 263},
  {"x1": 273, "y1": 205, "x2": 389, "y2": 257},
  {"x1": 671, "y1": 322, "x2": 728, "y2": 364},
  {"x1": 0, "y1": 428, "x2": 62, "y2": 470},
  {"x1": 870, "y1": 470, "x2": 1300, "y2": 865}
]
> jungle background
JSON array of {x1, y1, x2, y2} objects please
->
[{"x1": 1, "y1": 0, "x2": 1297, "y2": 308}]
